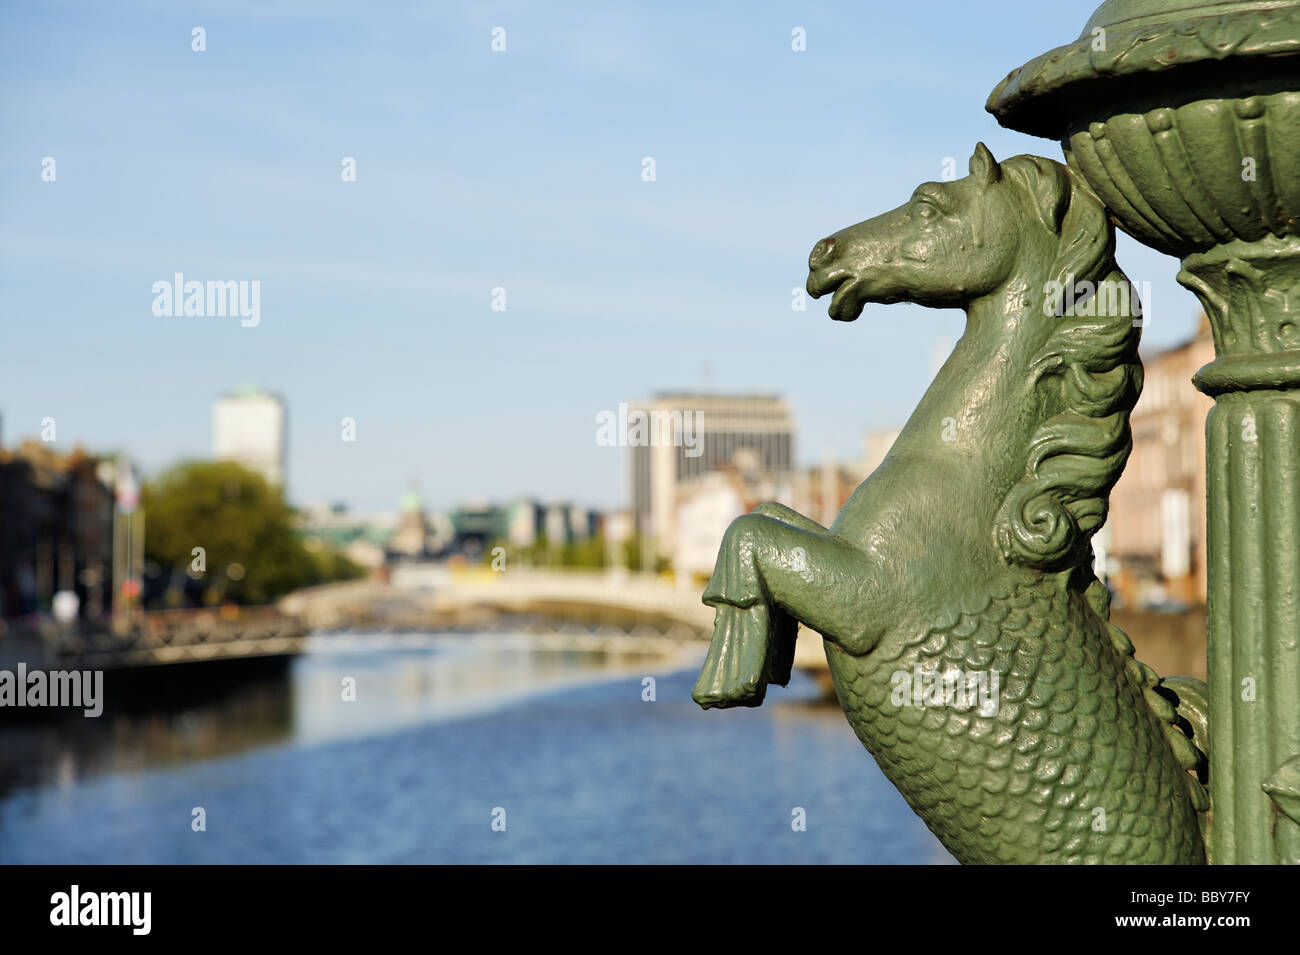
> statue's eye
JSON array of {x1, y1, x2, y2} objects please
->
[{"x1": 912, "y1": 200, "x2": 939, "y2": 220}]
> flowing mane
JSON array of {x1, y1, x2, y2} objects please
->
[{"x1": 993, "y1": 156, "x2": 1144, "y2": 571}]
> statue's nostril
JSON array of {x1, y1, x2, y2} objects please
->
[{"x1": 810, "y1": 237, "x2": 835, "y2": 268}]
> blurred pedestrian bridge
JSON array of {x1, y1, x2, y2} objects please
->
[{"x1": 2, "y1": 566, "x2": 834, "y2": 674}]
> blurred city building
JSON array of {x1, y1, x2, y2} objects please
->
[
  {"x1": 779, "y1": 430, "x2": 902, "y2": 542},
  {"x1": 628, "y1": 393, "x2": 795, "y2": 559},
  {"x1": 505, "y1": 499, "x2": 544, "y2": 548},
  {"x1": 861, "y1": 427, "x2": 902, "y2": 477},
  {"x1": 1107, "y1": 316, "x2": 1214, "y2": 608},
  {"x1": 791, "y1": 460, "x2": 862, "y2": 530},
  {"x1": 675, "y1": 449, "x2": 796, "y2": 584},
  {"x1": 451, "y1": 500, "x2": 506, "y2": 559},
  {"x1": 303, "y1": 496, "x2": 608, "y2": 567},
  {"x1": 567, "y1": 503, "x2": 598, "y2": 541},
  {"x1": 391, "y1": 486, "x2": 433, "y2": 558},
  {"x1": 602, "y1": 509, "x2": 635, "y2": 568},
  {"x1": 450, "y1": 498, "x2": 601, "y2": 559},
  {"x1": 0, "y1": 441, "x2": 114, "y2": 620},
  {"x1": 212, "y1": 386, "x2": 286, "y2": 487},
  {"x1": 675, "y1": 473, "x2": 746, "y2": 584},
  {"x1": 299, "y1": 503, "x2": 397, "y2": 569}
]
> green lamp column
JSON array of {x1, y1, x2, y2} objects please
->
[{"x1": 989, "y1": 0, "x2": 1300, "y2": 863}]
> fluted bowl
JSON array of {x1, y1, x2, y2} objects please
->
[{"x1": 988, "y1": 0, "x2": 1300, "y2": 257}]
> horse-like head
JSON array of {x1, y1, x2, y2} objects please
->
[
  {"x1": 807, "y1": 144, "x2": 1145, "y2": 575},
  {"x1": 807, "y1": 144, "x2": 1021, "y2": 320}
]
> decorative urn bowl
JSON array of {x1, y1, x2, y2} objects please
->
[
  {"x1": 989, "y1": 1, "x2": 1300, "y2": 377},
  {"x1": 990, "y1": 1, "x2": 1300, "y2": 251}
]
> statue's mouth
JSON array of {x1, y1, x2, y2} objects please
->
[{"x1": 807, "y1": 269, "x2": 866, "y2": 322}]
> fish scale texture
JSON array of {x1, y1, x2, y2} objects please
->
[{"x1": 826, "y1": 579, "x2": 1206, "y2": 864}]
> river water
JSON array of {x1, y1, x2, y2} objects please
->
[{"x1": 0, "y1": 632, "x2": 952, "y2": 864}]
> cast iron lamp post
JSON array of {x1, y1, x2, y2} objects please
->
[{"x1": 990, "y1": 0, "x2": 1300, "y2": 864}]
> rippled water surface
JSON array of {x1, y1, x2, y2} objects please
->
[{"x1": 0, "y1": 633, "x2": 952, "y2": 864}]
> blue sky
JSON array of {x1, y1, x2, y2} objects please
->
[{"x1": 0, "y1": 1, "x2": 1207, "y2": 512}]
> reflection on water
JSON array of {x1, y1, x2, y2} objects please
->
[
  {"x1": 0, "y1": 632, "x2": 951, "y2": 864},
  {"x1": 290, "y1": 632, "x2": 683, "y2": 744},
  {"x1": 0, "y1": 661, "x2": 294, "y2": 796}
]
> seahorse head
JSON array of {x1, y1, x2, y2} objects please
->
[{"x1": 807, "y1": 144, "x2": 1143, "y2": 574}]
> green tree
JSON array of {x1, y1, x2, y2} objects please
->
[{"x1": 143, "y1": 460, "x2": 357, "y2": 605}]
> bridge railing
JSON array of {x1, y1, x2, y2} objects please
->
[{"x1": 34, "y1": 606, "x2": 309, "y2": 669}]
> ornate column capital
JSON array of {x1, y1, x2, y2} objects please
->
[{"x1": 1180, "y1": 237, "x2": 1300, "y2": 396}]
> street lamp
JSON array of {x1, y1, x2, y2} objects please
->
[{"x1": 989, "y1": 0, "x2": 1300, "y2": 864}]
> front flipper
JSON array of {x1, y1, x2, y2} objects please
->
[
  {"x1": 693, "y1": 506, "x2": 886, "y2": 711},
  {"x1": 691, "y1": 602, "x2": 797, "y2": 709}
]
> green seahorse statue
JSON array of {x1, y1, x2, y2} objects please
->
[{"x1": 692, "y1": 145, "x2": 1210, "y2": 864}]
